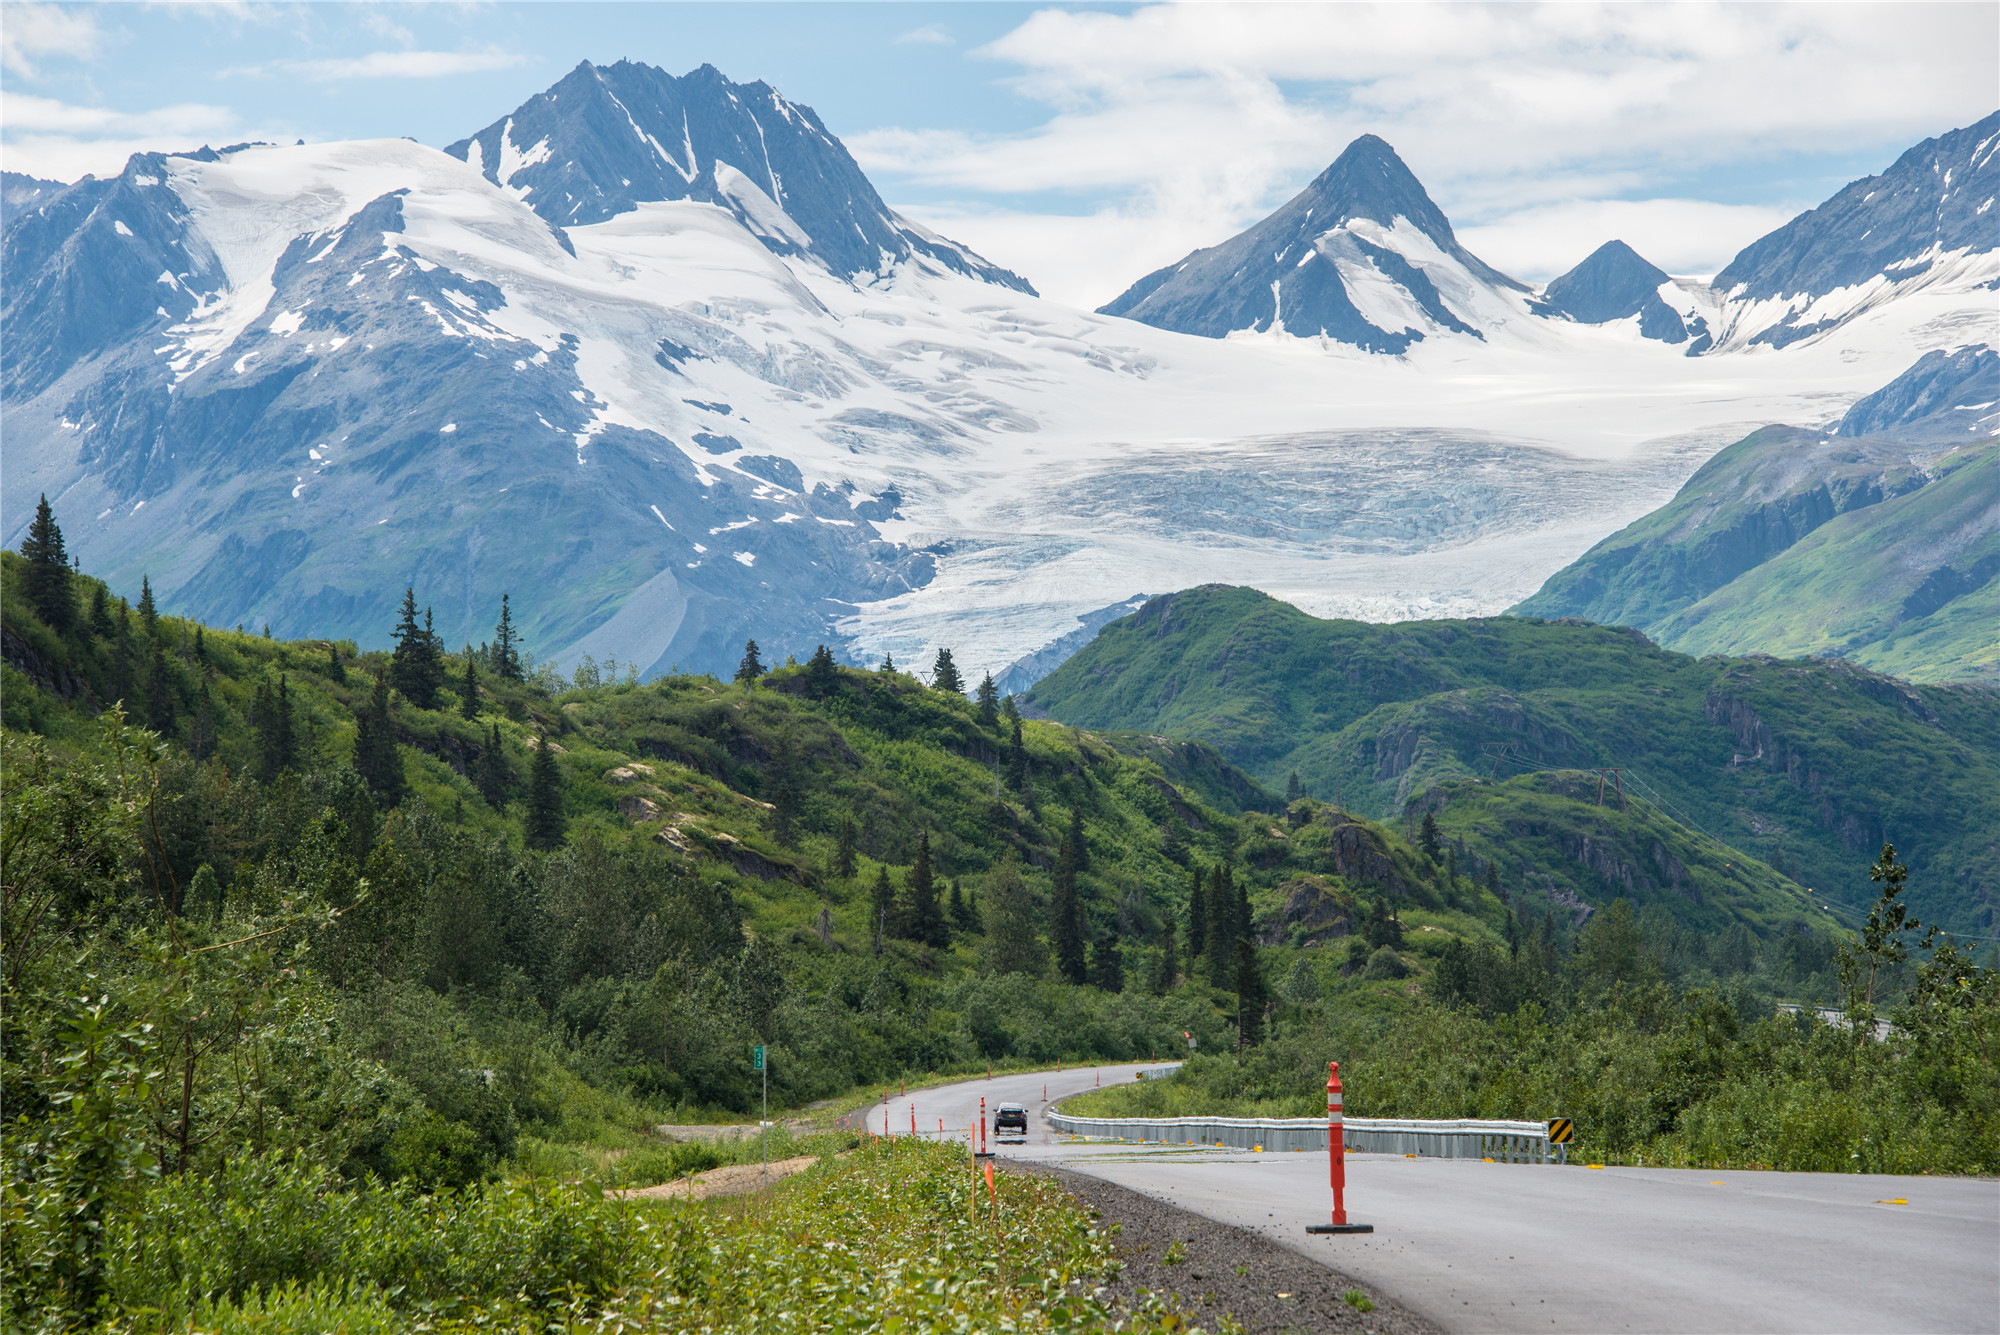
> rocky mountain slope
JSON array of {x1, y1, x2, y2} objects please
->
[
  {"x1": 1023, "y1": 585, "x2": 2000, "y2": 935},
  {"x1": 1513, "y1": 346, "x2": 1999, "y2": 680}
]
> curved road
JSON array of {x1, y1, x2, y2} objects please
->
[{"x1": 847, "y1": 1064, "x2": 1999, "y2": 1334}]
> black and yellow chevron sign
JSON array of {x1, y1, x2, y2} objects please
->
[{"x1": 1547, "y1": 1118, "x2": 1575, "y2": 1144}]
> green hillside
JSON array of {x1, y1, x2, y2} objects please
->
[
  {"x1": 1653, "y1": 445, "x2": 1999, "y2": 678},
  {"x1": 1024, "y1": 585, "x2": 2000, "y2": 935},
  {"x1": 1512, "y1": 427, "x2": 1998, "y2": 683}
]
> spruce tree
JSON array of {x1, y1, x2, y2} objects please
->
[
  {"x1": 975, "y1": 673, "x2": 999, "y2": 728},
  {"x1": 88, "y1": 583, "x2": 115, "y2": 639},
  {"x1": 949, "y1": 880, "x2": 979, "y2": 934},
  {"x1": 1066, "y1": 804, "x2": 1089, "y2": 874},
  {"x1": 1053, "y1": 841, "x2": 1087, "y2": 985},
  {"x1": 147, "y1": 640, "x2": 176, "y2": 733},
  {"x1": 930, "y1": 647, "x2": 963, "y2": 695},
  {"x1": 1419, "y1": 810, "x2": 1442, "y2": 863},
  {"x1": 193, "y1": 626, "x2": 206, "y2": 664},
  {"x1": 18, "y1": 495, "x2": 73, "y2": 633},
  {"x1": 834, "y1": 815, "x2": 858, "y2": 879},
  {"x1": 1005, "y1": 715, "x2": 1028, "y2": 791},
  {"x1": 390, "y1": 588, "x2": 442, "y2": 710},
  {"x1": 526, "y1": 736, "x2": 566, "y2": 850},
  {"x1": 459, "y1": 657, "x2": 480, "y2": 719},
  {"x1": 1485, "y1": 859, "x2": 1502, "y2": 899},
  {"x1": 1233, "y1": 938, "x2": 1268, "y2": 1048},
  {"x1": 353, "y1": 668, "x2": 406, "y2": 804},
  {"x1": 805, "y1": 643, "x2": 838, "y2": 698},
  {"x1": 326, "y1": 641, "x2": 346, "y2": 682},
  {"x1": 734, "y1": 639, "x2": 765, "y2": 685},
  {"x1": 137, "y1": 576, "x2": 158, "y2": 638},
  {"x1": 473, "y1": 723, "x2": 510, "y2": 808},
  {"x1": 1286, "y1": 771, "x2": 1302, "y2": 803},
  {"x1": 493, "y1": 595, "x2": 523, "y2": 680},
  {"x1": 1187, "y1": 864, "x2": 1207, "y2": 963},
  {"x1": 1090, "y1": 931, "x2": 1124, "y2": 992},
  {"x1": 189, "y1": 681, "x2": 219, "y2": 762},
  {"x1": 879, "y1": 652, "x2": 894, "y2": 673},
  {"x1": 904, "y1": 828, "x2": 948, "y2": 947},
  {"x1": 1205, "y1": 865, "x2": 1235, "y2": 981},
  {"x1": 1154, "y1": 923, "x2": 1180, "y2": 992},
  {"x1": 253, "y1": 674, "x2": 296, "y2": 779}
]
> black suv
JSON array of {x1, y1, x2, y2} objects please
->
[{"x1": 994, "y1": 1103, "x2": 1029, "y2": 1136}]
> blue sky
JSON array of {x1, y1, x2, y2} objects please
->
[{"x1": 5, "y1": 2, "x2": 1996, "y2": 305}]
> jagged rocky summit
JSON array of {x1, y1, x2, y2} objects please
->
[{"x1": 1536, "y1": 240, "x2": 1710, "y2": 350}]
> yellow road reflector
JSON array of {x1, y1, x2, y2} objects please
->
[
  {"x1": 1587, "y1": 1163, "x2": 1605, "y2": 1170},
  {"x1": 1711, "y1": 1181, "x2": 1725, "y2": 1185},
  {"x1": 1405, "y1": 1153, "x2": 1418, "y2": 1158},
  {"x1": 1483, "y1": 1157, "x2": 1495, "y2": 1163},
  {"x1": 1253, "y1": 1145, "x2": 1263, "y2": 1152},
  {"x1": 1876, "y1": 1198, "x2": 1908, "y2": 1205}
]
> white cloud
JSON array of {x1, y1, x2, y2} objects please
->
[
  {"x1": 862, "y1": 2, "x2": 1999, "y2": 305},
  {"x1": 1458, "y1": 199, "x2": 1806, "y2": 284},
  {"x1": 279, "y1": 48, "x2": 526, "y2": 82},
  {"x1": 1, "y1": 1, "x2": 103, "y2": 77},
  {"x1": 0, "y1": 92, "x2": 249, "y2": 181},
  {"x1": 895, "y1": 23, "x2": 954, "y2": 47}
]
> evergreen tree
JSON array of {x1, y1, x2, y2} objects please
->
[
  {"x1": 805, "y1": 643, "x2": 838, "y2": 698},
  {"x1": 1066, "y1": 804, "x2": 1089, "y2": 874},
  {"x1": 734, "y1": 639, "x2": 766, "y2": 685},
  {"x1": 979, "y1": 856, "x2": 1045, "y2": 977},
  {"x1": 768, "y1": 750, "x2": 800, "y2": 847},
  {"x1": 975, "y1": 674, "x2": 999, "y2": 728},
  {"x1": 903, "y1": 829, "x2": 948, "y2": 947},
  {"x1": 253, "y1": 674, "x2": 296, "y2": 779},
  {"x1": 325, "y1": 641, "x2": 346, "y2": 683},
  {"x1": 137, "y1": 576, "x2": 158, "y2": 638},
  {"x1": 1419, "y1": 810, "x2": 1442, "y2": 863},
  {"x1": 949, "y1": 879, "x2": 979, "y2": 934},
  {"x1": 879, "y1": 652, "x2": 894, "y2": 673},
  {"x1": 492, "y1": 594, "x2": 523, "y2": 680},
  {"x1": 1187, "y1": 863, "x2": 1207, "y2": 963},
  {"x1": 930, "y1": 647, "x2": 963, "y2": 695},
  {"x1": 1286, "y1": 771, "x2": 1302, "y2": 803},
  {"x1": 1052, "y1": 844, "x2": 1087, "y2": 984},
  {"x1": 353, "y1": 668, "x2": 406, "y2": 804},
  {"x1": 834, "y1": 815, "x2": 858, "y2": 880},
  {"x1": 870, "y1": 866, "x2": 896, "y2": 954},
  {"x1": 1204, "y1": 864, "x2": 1236, "y2": 981},
  {"x1": 1153, "y1": 923, "x2": 1180, "y2": 992},
  {"x1": 1005, "y1": 715, "x2": 1028, "y2": 791},
  {"x1": 88, "y1": 583, "x2": 115, "y2": 639},
  {"x1": 526, "y1": 736, "x2": 566, "y2": 850},
  {"x1": 1234, "y1": 868, "x2": 1253, "y2": 945},
  {"x1": 188, "y1": 681, "x2": 219, "y2": 763},
  {"x1": 459, "y1": 657, "x2": 480, "y2": 719},
  {"x1": 1090, "y1": 931, "x2": 1124, "y2": 992},
  {"x1": 1485, "y1": 859, "x2": 1502, "y2": 900},
  {"x1": 473, "y1": 723, "x2": 510, "y2": 808},
  {"x1": 147, "y1": 640, "x2": 177, "y2": 733},
  {"x1": 193, "y1": 626, "x2": 206, "y2": 664},
  {"x1": 18, "y1": 495, "x2": 73, "y2": 633},
  {"x1": 390, "y1": 587, "x2": 443, "y2": 710},
  {"x1": 1233, "y1": 938, "x2": 1269, "y2": 1048}
]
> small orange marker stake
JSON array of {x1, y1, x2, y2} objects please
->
[
  {"x1": 911, "y1": 1105, "x2": 917, "y2": 1137},
  {"x1": 984, "y1": 1160, "x2": 996, "y2": 1198}
]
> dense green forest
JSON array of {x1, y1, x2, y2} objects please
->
[
  {"x1": 1025, "y1": 584, "x2": 2000, "y2": 935},
  {"x1": 5, "y1": 503, "x2": 1994, "y2": 1331}
]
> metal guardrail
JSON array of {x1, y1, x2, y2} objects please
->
[{"x1": 1046, "y1": 1109, "x2": 1553, "y2": 1163}]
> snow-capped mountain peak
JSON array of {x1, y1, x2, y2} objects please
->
[
  {"x1": 445, "y1": 59, "x2": 1033, "y2": 292},
  {"x1": 1536, "y1": 239, "x2": 1710, "y2": 350},
  {"x1": 1097, "y1": 133, "x2": 1528, "y2": 351}
]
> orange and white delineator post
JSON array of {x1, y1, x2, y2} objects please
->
[{"x1": 1307, "y1": 1060, "x2": 1373, "y2": 1235}]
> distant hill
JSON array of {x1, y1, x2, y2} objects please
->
[
  {"x1": 1514, "y1": 347, "x2": 1999, "y2": 682},
  {"x1": 1024, "y1": 585, "x2": 2000, "y2": 935}
]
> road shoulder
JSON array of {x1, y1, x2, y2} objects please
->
[{"x1": 1014, "y1": 1161, "x2": 1442, "y2": 1335}]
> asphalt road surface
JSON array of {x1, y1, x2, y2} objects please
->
[{"x1": 853, "y1": 1065, "x2": 2000, "y2": 1334}]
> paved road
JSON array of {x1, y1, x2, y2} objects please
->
[{"x1": 853, "y1": 1065, "x2": 2000, "y2": 1334}]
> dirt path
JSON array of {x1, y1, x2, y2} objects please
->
[{"x1": 609, "y1": 1154, "x2": 820, "y2": 1203}]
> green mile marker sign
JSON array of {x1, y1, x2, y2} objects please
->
[{"x1": 753, "y1": 1044, "x2": 765, "y2": 1071}]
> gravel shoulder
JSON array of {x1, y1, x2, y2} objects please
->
[{"x1": 1014, "y1": 1161, "x2": 1443, "y2": 1335}]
